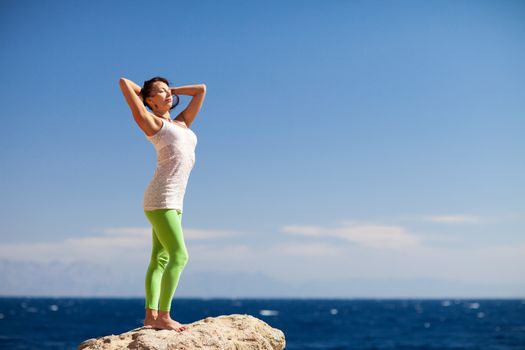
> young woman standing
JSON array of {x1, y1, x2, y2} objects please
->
[{"x1": 119, "y1": 76, "x2": 206, "y2": 331}]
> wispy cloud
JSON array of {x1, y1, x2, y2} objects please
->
[
  {"x1": 273, "y1": 242, "x2": 344, "y2": 256},
  {"x1": 422, "y1": 215, "x2": 481, "y2": 223},
  {"x1": 0, "y1": 233, "x2": 148, "y2": 264},
  {"x1": 182, "y1": 228, "x2": 241, "y2": 240},
  {"x1": 1, "y1": 218, "x2": 524, "y2": 290},
  {"x1": 280, "y1": 222, "x2": 422, "y2": 250},
  {"x1": 90, "y1": 226, "x2": 241, "y2": 240},
  {"x1": 97, "y1": 227, "x2": 150, "y2": 236},
  {"x1": 0, "y1": 226, "x2": 243, "y2": 263}
]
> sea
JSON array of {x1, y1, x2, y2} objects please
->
[{"x1": 0, "y1": 297, "x2": 524, "y2": 350}]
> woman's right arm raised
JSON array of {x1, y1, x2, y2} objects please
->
[{"x1": 118, "y1": 77, "x2": 157, "y2": 136}]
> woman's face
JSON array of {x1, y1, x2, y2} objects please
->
[{"x1": 146, "y1": 81, "x2": 173, "y2": 111}]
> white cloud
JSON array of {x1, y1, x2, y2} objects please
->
[
  {"x1": 273, "y1": 242, "x2": 344, "y2": 256},
  {"x1": 189, "y1": 243, "x2": 254, "y2": 266},
  {"x1": 280, "y1": 222, "x2": 422, "y2": 250},
  {"x1": 276, "y1": 220, "x2": 525, "y2": 284},
  {"x1": 97, "y1": 227, "x2": 150, "y2": 236},
  {"x1": 1, "y1": 218, "x2": 524, "y2": 289},
  {"x1": 423, "y1": 215, "x2": 481, "y2": 223},
  {"x1": 0, "y1": 234, "x2": 148, "y2": 264},
  {"x1": 183, "y1": 228, "x2": 241, "y2": 240},
  {"x1": 0, "y1": 226, "x2": 243, "y2": 264},
  {"x1": 90, "y1": 226, "x2": 241, "y2": 240}
]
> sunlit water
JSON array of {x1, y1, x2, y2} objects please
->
[{"x1": 1, "y1": 297, "x2": 524, "y2": 349}]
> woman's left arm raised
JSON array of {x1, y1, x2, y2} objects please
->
[{"x1": 171, "y1": 83, "x2": 206, "y2": 128}]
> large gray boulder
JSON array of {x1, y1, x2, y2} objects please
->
[{"x1": 78, "y1": 313, "x2": 286, "y2": 350}]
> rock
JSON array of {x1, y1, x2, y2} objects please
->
[{"x1": 78, "y1": 313, "x2": 286, "y2": 350}]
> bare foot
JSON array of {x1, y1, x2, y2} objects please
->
[
  {"x1": 152, "y1": 317, "x2": 189, "y2": 332},
  {"x1": 143, "y1": 317, "x2": 156, "y2": 328}
]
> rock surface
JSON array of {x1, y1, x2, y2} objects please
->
[{"x1": 78, "y1": 313, "x2": 286, "y2": 350}]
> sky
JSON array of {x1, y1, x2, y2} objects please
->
[{"x1": 0, "y1": 0, "x2": 524, "y2": 298}]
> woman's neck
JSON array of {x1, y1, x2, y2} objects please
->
[{"x1": 153, "y1": 110, "x2": 171, "y2": 120}]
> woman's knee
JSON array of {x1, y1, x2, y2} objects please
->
[{"x1": 169, "y1": 248, "x2": 189, "y2": 268}]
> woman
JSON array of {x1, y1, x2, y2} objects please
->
[{"x1": 119, "y1": 76, "x2": 206, "y2": 331}]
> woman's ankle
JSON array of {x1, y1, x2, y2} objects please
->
[
  {"x1": 145, "y1": 308, "x2": 158, "y2": 319},
  {"x1": 157, "y1": 311, "x2": 171, "y2": 319}
]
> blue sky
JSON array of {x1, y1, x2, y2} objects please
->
[{"x1": 0, "y1": 0, "x2": 524, "y2": 297}]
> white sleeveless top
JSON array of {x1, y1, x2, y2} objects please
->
[{"x1": 143, "y1": 118, "x2": 198, "y2": 213}]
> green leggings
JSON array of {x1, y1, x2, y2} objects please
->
[{"x1": 143, "y1": 208, "x2": 189, "y2": 312}]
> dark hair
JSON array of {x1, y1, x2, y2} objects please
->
[{"x1": 140, "y1": 76, "x2": 180, "y2": 112}]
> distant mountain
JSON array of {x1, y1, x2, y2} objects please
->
[
  {"x1": 0, "y1": 258, "x2": 298, "y2": 297},
  {"x1": 0, "y1": 259, "x2": 523, "y2": 298},
  {"x1": 295, "y1": 277, "x2": 525, "y2": 298},
  {"x1": 0, "y1": 259, "x2": 132, "y2": 296}
]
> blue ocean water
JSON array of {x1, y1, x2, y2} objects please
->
[{"x1": 0, "y1": 297, "x2": 524, "y2": 350}]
